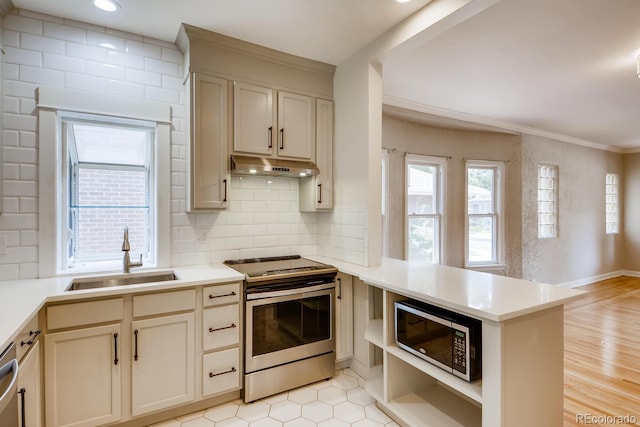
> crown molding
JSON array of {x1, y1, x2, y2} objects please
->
[
  {"x1": 0, "y1": 0, "x2": 13, "y2": 16},
  {"x1": 383, "y1": 95, "x2": 627, "y2": 154}
]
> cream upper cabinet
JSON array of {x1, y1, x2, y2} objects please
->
[
  {"x1": 186, "y1": 72, "x2": 229, "y2": 211},
  {"x1": 233, "y1": 82, "x2": 274, "y2": 156},
  {"x1": 300, "y1": 98, "x2": 333, "y2": 211},
  {"x1": 45, "y1": 323, "x2": 122, "y2": 427},
  {"x1": 233, "y1": 82, "x2": 314, "y2": 161},
  {"x1": 276, "y1": 91, "x2": 314, "y2": 160}
]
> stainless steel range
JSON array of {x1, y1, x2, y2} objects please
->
[{"x1": 224, "y1": 255, "x2": 338, "y2": 402}]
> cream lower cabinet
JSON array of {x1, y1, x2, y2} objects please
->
[
  {"x1": 131, "y1": 312, "x2": 195, "y2": 416},
  {"x1": 335, "y1": 272, "x2": 353, "y2": 362},
  {"x1": 45, "y1": 324, "x2": 122, "y2": 427},
  {"x1": 18, "y1": 340, "x2": 42, "y2": 427}
]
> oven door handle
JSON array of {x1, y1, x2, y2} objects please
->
[
  {"x1": 0, "y1": 359, "x2": 18, "y2": 416},
  {"x1": 246, "y1": 283, "x2": 335, "y2": 302}
]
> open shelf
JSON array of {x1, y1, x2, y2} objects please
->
[
  {"x1": 364, "y1": 318, "x2": 383, "y2": 347},
  {"x1": 364, "y1": 364, "x2": 384, "y2": 402},
  {"x1": 386, "y1": 386, "x2": 482, "y2": 427},
  {"x1": 386, "y1": 344, "x2": 482, "y2": 405}
]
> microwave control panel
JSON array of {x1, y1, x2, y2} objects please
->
[{"x1": 452, "y1": 330, "x2": 467, "y2": 373}]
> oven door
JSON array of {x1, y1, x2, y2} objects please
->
[
  {"x1": 246, "y1": 283, "x2": 335, "y2": 373},
  {"x1": 0, "y1": 343, "x2": 18, "y2": 427}
]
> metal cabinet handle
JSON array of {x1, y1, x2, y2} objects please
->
[
  {"x1": 268, "y1": 126, "x2": 273, "y2": 148},
  {"x1": 18, "y1": 388, "x2": 26, "y2": 427},
  {"x1": 209, "y1": 291, "x2": 236, "y2": 300},
  {"x1": 113, "y1": 333, "x2": 119, "y2": 366},
  {"x1": 209, "y1": 366, "x2": 236, "y2": 378},
  {"x1": 223, "y1": 179, "x2": 228, "y2": 202},
  {"x1": 337, "y1": 277, "x2": 342, "y2": 300},
  {"x1": 209, "y1": 323, "x2": 236, "y2": 333},
  {"x1": 20, "y1": 330, "x2": 40, "y2": 347},
  {"x1": 279, "y1": 128, "x2": 284, "y2": 150},
  {"x1": 134, "y1": 330, "x2": 139, "y2": 361},
  {"x1": 317, "y1": 184, "x2": 322, "y2": 204}
]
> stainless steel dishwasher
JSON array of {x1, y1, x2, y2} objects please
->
[{"x1": 0, "y1": 342, "x2": 18, "y2": 427}]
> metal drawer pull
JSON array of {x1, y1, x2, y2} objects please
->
[
  {"x1": 209, "y1": 366, "x2": 236, "y2": 378},
  {"x1": 113, "y1": 333, "x2": 119, "y2": 365},
  {"x1": 20, "y1": 330, "x2": 41, "y2": 347},
  {"x1": 280, "y1": 128, "x2": 284, "y2": 150},
  {"x1": 209, "y1": 291, "x2": 236, "y2": 300},
  {"x1": 268, "y1": 126, "x2": 273, "y2": 148},
  {"x1": 317, "y1": 184, "x2": 322, "y2": 204},
  {"x1": 209, "y1": 323, "x2": 236, "y2": 333},
  {"x1": 134, "y1": 330, "x2": 139, "y2": 361},
  {"x1": 18, "y1": 388, "x2": 26, "y2": 427}
]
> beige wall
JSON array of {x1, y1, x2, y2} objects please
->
[
  {"x1": 382, "y1": 115, "x2": 523, "y2": 277},
  {"x1": 623, "y1": 153, "x2": 640, "y2": 270},
  {"x1": 520, "y1": 135, "x2": 624, "y2": 284}
]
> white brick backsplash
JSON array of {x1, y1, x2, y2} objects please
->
[
  {"x1": 43, "y1": 53, "x2": 86, "y2": 72},
  {"x1": 0, "y1": 264, "x2": 20, "y2": 280},
  {"x1": 107, "y1": 50, "x2": 145, "y2": 69},
  {"x1": 4, "y1": 63, "x2": 19, "y2": 80},
  {"x1": 162, "y1": 75, "x2": 183, "y2": 91},
  {"x1": 126, "y1": 68, "x2": 161, "y2": 86},
  {"x1": 2, "y1": 198, "x2": 19, "y2": 213},
  {"x1": 3, "y1": 30, "x2": 19, "y2": 48},
  {"x1": 66, "y1": 42, "x2": 106, "y2": 62},
  {"x1": 4, "y1": 96, "x2": 19, "y2": 113},
  {"x1": 19, "y1": 263, "x2": 39, "y2": 279},
  {"x1": 86, "y1": 61, "x2": 125, "y2": 80},
  {"x1": 21, "y1": 32, "x2": 65, "y2": 54},
  {"x1": 0, "y1": 213, "x2": 37, "y2": 230},
  {"x1": 44, "y1": 21, "x2": 86, "y2": 43},
  {"x1": 3, "y1": 164, "x2": 19, "y2": 180},
  {"x1": 19, "y1": 164, "x2": 37, "y2": 180},
  {"x1": 145, "y1": 86, "x2": 180, "y2": 103},
  {"x1": 65, "y1": 72, "x2": 107, "y2": 92},
  {"x1": 125, "y1": 39, "x2": 162, "y2": 59},
  {"x1": 19, "y1": 197, "x2": 37, "y2": 213},
  {"x1": 4, "y1": 180, "x2": 37, "y2": 197},
  {"x1": 4, "y1": 113, "x2": 37, "y2": 132},
  {"x1": 145, "y1": 57, "x2": 179, "y2": 76},
  {"x1": 106, "y1": 79, "x2": 145, "y2": 98},
  {"x1": 86, "y1": 31, "x2": 126, "y2": 51},
  {"x1": 162, "y1": 47, "x2": 183, "y2": 65},
  {"x1": 20, "y1": 64, "x2": 65, "y2": 85},
  {"x1": 18, "y1": 10, "x2": 63, "y2": 25},
  {"x1": 19, "y1": 131, "x2": 36, "y2": 148},
  {"x1": 4, "y1": 47, "x2": 42, "y2": 66},
  {"x1": 3, "y1": 13, "x2": 43, "y2": 36},
  {"x1": 19, "y1": 98, "x2": 36, "y2": 115},
  {"x1": 21, "y1": 230, "x2": 38, "y2": 246},
  {"x1": 2, "y1": 129, "x2": 18, "y2": 147},
  {"x1": 4, "y1": 80, "x2": 38, "y2": 98}
]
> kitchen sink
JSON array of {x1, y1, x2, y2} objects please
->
[{"x1": 66, "y1": 271, "x2": 179, "y2": 291}]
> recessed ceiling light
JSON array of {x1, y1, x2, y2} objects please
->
[
  {"x1": 93, "y1": 0, "x2": 120, "y2": 12},
  {"x1": 395, "y1": 0, "x2": 412, "y2": 3}
]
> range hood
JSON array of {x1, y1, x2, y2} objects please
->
[{"x1": 230, "y1": 155, "x2": 319, "y2": 177}]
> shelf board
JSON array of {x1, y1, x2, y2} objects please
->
[
  {"x1": 386, "y1": 344, "x2": 482, "y2": 405},
  {"x1": 364, "y1": 318, "x2": 384, "y2": 347},
  {"x1": 387, "y1": 386, "x2": 482, "y2": 427}
]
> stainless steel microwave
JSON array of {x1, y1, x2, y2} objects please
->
[{"x1": 395, "y1": 300, "x2": 482, "y2": 382}]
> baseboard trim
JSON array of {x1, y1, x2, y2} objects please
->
[{"x1": 556, "y1": 270, "x2": 640, "y2": 288}]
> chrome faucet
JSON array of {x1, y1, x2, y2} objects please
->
[{"x1": 122, "y1": 226, "x2": 143, "y2": 273}]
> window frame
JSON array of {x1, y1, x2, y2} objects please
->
[
  {"x1": 60, "y1": 112, "x2": 156, "y2": 269},
  {"x1": 537, "y1": 163, "x2": 558, "y2": 239},
  {"x1": 38, "y1": 87, "x2": 171, "y2": 277},
  {"x1": 464, "y1": 160, "x2": 504, "y2": 268},
  {"x1": 404, "y1": 154, "x2": 447, "y2": 264}
]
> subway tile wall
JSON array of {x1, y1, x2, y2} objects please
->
[{"x1": 0, "y1": 9, "x2": 367, "y2": 279}]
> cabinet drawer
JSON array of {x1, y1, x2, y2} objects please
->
[
  {"x1": 203, "y1": 305, "x2": 239, "y2": 351},
  {"x1": 47, "y1": 298, "x2": 123, "y2": 330},
  {"x1": 203, "y1": 283, "x2": 240, "y2": 307},
  {"x1": 16, "y1": 313, "x2": 40, "y2": 361},
  {"x1": 133, "y1": 289, "x2": 196, "y2": 318},
  {"x1": 202, "y1": 348, "x2": 240, "y2": 397}
]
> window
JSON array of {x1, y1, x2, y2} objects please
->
[
  {"x1": 61, "y1": 113, "x2": 155, "y2": 269},
  {"x1": 465, "y1": 160, "x2": 503, "y2": 266},
  {"x1": 406, "y1": 155, "x2": 445, "y2": 264},
  {"x1": 606, "y1": 173, "x2": 619, "y2": 234},
  {"x1": 538, "y1": 164, "x2": 558, "y2": 238}
]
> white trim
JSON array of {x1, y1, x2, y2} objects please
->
[
  {"x1": 38, "y1": 87, "x2": 171, "y2": 278},
  {"x1": 37, "y1": 87, "x2": 171, "y2": 124},
  {"x1": 556, "y1": 270, "x2": 627, "y2": 288}
]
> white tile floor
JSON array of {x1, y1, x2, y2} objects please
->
[{"x1": 150, "y1": 369, "x2": 399, "y2": 427}]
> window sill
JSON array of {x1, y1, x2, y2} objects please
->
[
  {"x1": 61, "y1": 259, "x2": 156, "y2": 277},
  {"x1": 465, "y1": 264, "x2": 507, "y2": 275}
]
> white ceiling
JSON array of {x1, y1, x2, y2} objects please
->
[{"x1": 9, "y1": 0, "x2": 640, "y2": 151}]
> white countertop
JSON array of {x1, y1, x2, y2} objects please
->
[
  {"x1": 0, "y1": 264, "x2": 244, "y2": 351},
  {"x1": 309, "y1": 256, "x2": 586, "y2": 322}
]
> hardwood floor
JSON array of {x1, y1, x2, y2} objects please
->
[{"x1": 563, "y1": 276, "x2": 640, "y2": 426}]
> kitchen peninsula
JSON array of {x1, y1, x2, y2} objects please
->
[{"x1": 0, "y1": 258, "x2": 584, "y2": 427}]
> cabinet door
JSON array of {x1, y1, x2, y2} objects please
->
[
  {"x1": 190, "y1": 73, "x2": 229, "y2": 210},
  {"x1": 335, "y1": 272, "x2": 354, "y2": 361},
  {"x1": 18, "y1": 340, "x2": 42, "y2": 427},
  {"x1": 277, "y1": 91, "x2": 314, "y2": 160},
  {"x1": 300, "y1": 98, "x2": 333, "y2": 211},
  {"x1": 131, "y1": 313, "x2": 195, "y2": 416},
  {"x1": 234, "y1": 82, "x2": 274, "y2": 156},
  {"x1": 45, "y1": 324, "x2": 122, "y2": 427}
]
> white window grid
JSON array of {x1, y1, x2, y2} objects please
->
[
  {"x1": 606, "y1": 173, "x2": 619, "y2": 234},
  {"x1": 538, "y1": 164, "x2": 558, "y2": 239}
]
